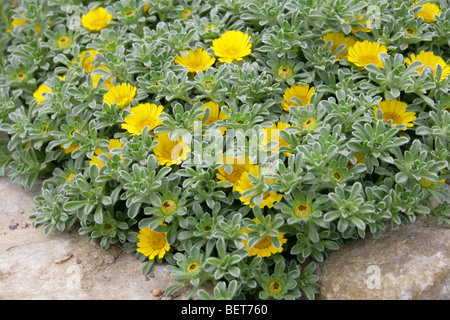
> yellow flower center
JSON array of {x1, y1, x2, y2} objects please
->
[
  {"x1": 204, "y1": 25, "x2": 217, "y2": 32},
  {"x1": 361, "y1": 55, "x2": 381, "y2": 66},
  {"x1": 332, "y1": 171, "x2": 343, "y2": 181},
  {"x1": 268, "y1": 280, "x2": 283, "y2": 295},
  {"x1": 181, "y1": 9, "x2": 192, "y2": 20},
  {"x1": 16, "y1": 72, "x2": 26, "y2": 80},
  {"x1": 149, "y1": 232, "x2": 167, "y2": 249},
  {"x1": 224, "y1": 166, "x2": 246, "y2": 184},
  {"x1": 103, "y1": 222, "x2": 114, "y2": 232},
  {"x1": 57, "y1": 36, "x2": 73, "y2": 49},
  {"x1": 277, "y1": 66, "x2": 293, "y2": 79},
  {"x1": 186, "y1": 262, "x2": 201, "y2": 274},
  {"x1": 294, "y1": 203, "x2": 312, "y2": 218},
  {"x1": 404, "y1": 27, "x2": 415, "y2": 36},
  {"x1": 418, "y1": 178, "x2": 433, "y2": 188},
  {"x1": 161, "y1": 141, "x2": 181, "y2": 161},
  {"x1": 222, "y1": 47, "x2": 241, "y2": 59},
  {"x1": 65, "y1": 172, "x2": 76, "y2": 183},
  {"x1": 136, "y1": 118, "x2": 156, "y2": 132},
  {"x1": 254, "y1": 236, "x2": 273, "y2": 250},
  {"x1": 186, "y1": 61, "x2": 203, "y2": 71},
  {"x1": 382, "y1": 112, "x2": 402, "y2": 125},
  {"x1": 160, "y1": 199, "x2": 178, "y2": 215},
  {"x1": 302, "y1": 118, "x2": 318, "y2": 130}
]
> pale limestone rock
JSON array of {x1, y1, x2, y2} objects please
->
[{"x1": 316, "y1": 221, "x2": 450, "y2": 300}]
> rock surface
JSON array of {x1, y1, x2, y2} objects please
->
[{"x1": 316, "y1": 219, "x2": 450, "y2": 300}]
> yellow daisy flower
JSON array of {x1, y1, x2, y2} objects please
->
[
  {"x1": 201, "y1": 101, "x2": 228, "y2": 125},
  {"x1": 81, "y1": 7, "x2": 113, "y2": 32},
  {"x1": 77, "y1": 49, "x2": 100, "y2": 72},
  {"x1": 143, "y1": 3, "x2": 150, "y2": 13},
  {"x1": 33, "y1": 84, "x2": 54, "y2": 105},
  {"x1": 281, "y1": 84, "x2": 315, "y2": 111},
  {"x1": 373, "y1": 99, "x2": 416, "y2": 130},
  {"x1": 91, "y1": 65, "x2": 114, "y2": 89},
  {"x1": 200, "y1": 101, "x2": 229, "y2": 134},
  {"x1": 121, "y1": 103, "x2": 164, "y2": 135},
  {"x1": 7, "y1": 15, "x2": 41, "y2": 36},
  {"x1": 61, "y1": 144, "x2": 79, "y2": 154},
  {"x1": 261, "y1": 122, "x2": 291, "y2": 155},
  {"x1": 347, "y1": 153, "x2": 366, "y2": 168},
  {"x1": 153, "y1": 132, "x2": 191, "y2": 166},
  {"x1": 11, "y1": 18, "x2": 27, "y2": 28},
  {"x1": 211, "y1": 30, "x2": 252, "y2": 63},
  {"x1": 72, "y1": 51, "x2": 113, "y2": 88},
  {"x1": 136, "y1": 227, "x2": 171, "y2": 260},
  {"x1": 216, "y1": 156, "x2": 252, "y2": 191},
  {"x1": 174, "y1": 48, "x2": 216, "y2": 73},
  {"x1": 414, "y1": 2, "x2": 441, "y2": 23},
  {"x1": 322, "y1": 32, "x2": 356, "y2": 61},
  {"x1": 405, "y1": 51, "x2": 450, "y2": 81},
  {"x1": 417, "y1": 178, "x2": 446, "y2": 189},
  {"x1": 103, "y1": 83, "x2": 137, "y2": 109},
  {"x1": 346, "y1": 14, "x2": 371, "y2": 33},
  {"x1": 34, "y1": 25, "x2": 42, "y2": 37},
  {"x1": 241, "y1": 218, "x2": 287, "y2": 258},
  {"x1": 236, "y1": 165, "x2": 282, "y2": 209},
  {"x1": 347, "y1": 40, "x2": 387, "y2": 69},
  {"x1": 89, "y1": 139, "x2": 123, "y2": 169}
]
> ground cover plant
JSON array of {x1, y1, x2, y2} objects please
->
[{"x1": 0, "y1": 0, "x2": 449, "y2": 300}]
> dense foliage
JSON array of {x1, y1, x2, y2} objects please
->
[{"x1": 0, "y1": 0, "x2": 449, "y2": 300}]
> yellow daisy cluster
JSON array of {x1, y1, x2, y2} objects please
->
[
  {"x1": 315, "y1": 2, "x2": 444, "y2": 75},
  {"x1": 174, "y1": 30, "x2": 252, "y2": 73},
  {"x1": 219, "y1": 163, "x2": 283, "y2": 209},
  {"x1": 18, "y1": 0, "x2": 450, "y2": 294}
]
